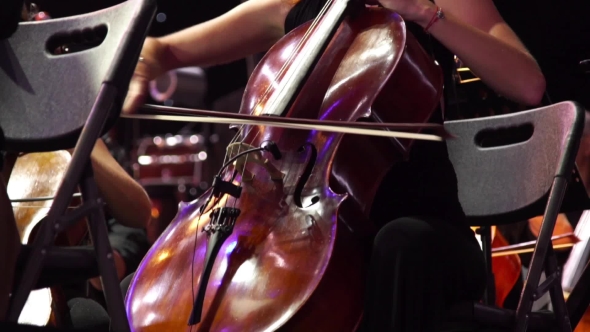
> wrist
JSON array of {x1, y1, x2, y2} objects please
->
[
  {"x1": 411, "y1": 3, "x2": 438, "y2": 28},
  {"x1": 154, "y1": 38, "x2": 173, "y2": 75},
  {"x1": 156, "y1": 37, "x2": 185, "y2": 76},
  {"x1": 139, "y1": 37, "x2": 167, "y2": 79}
]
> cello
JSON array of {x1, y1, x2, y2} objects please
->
[
  {"x1": 8, "y1": 151, "x2": 90, "y2": 327},
  {"x1": 126, "y1": 1, "x2": 444, "y2": 331}
]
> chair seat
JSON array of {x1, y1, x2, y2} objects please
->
[
  {"x1": 443, "y1": 301, "x2": 557, "y2": 332},
  {"x1": 442, "y1": 301, "x2": 487, "y2": 332},
  {"x1": 14, "y1": 245, "x2": 98, "y2": 290}
]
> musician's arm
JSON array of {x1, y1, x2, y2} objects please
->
[
  {"x1": 149, "y1": 0, "x2": 291, "y2": 74},
  {"x1": 389, "y1": 0, "x2": 546, "y2": 106},
  {"x1": 89, "y1": 139, "x2": 151, "y2": 229},
  {"x1": 123, "y1": 0, "x2": 293, "y2": 114}
]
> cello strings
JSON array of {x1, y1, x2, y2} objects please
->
[
  {"x1": 222, "y1": 0, "x2": 340, "y2": 217},
  {"x1": 188, "y1": 0, "x2": 339, "y2": 323},
  {"x1": 217, "y1": 0, "x2": 335, "y2": 183},
  {"x1": 214, "y1": 0, "x2": 335, "y2": 206},
  {"x1": 223, "y1": 0, "x2": 336, "y2": 159},
  {"x1": 236, "y1": 0, "x2": 335, "y2": 122},
  {"x1": 226, "y1": 0, "x2": 337, "y2": 186},
  {"x1": 222, "y1": 0, "x2": 337, "y2": 183}
]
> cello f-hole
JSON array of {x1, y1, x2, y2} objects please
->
[{"x1": 294, "y1": 143, "x2": 319, "y2": 208}]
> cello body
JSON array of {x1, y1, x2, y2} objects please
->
[
  {"x1": 8, "y1": 151, "x2": 89, "y2": 327},
  {"x1": 126, "y1": 6, "x2": 442, "y2": 332}
]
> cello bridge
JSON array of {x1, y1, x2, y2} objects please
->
[
  {"x1": 203, "y1": 207, "x2": 241, "y2": 235},
  {"x1": 227, "y1": 143, "x2": 284, "y2": 182}
]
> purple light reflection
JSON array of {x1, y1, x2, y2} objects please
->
[
  {"x1": 268, "y1": 289, "x2": 281, "y2": 298},
  {"x1": 319, "y1": 98, "x2": 343, "y2": 121},
  {"x1": 225, "y1": 239, "x2": 237, "y2": 254},
  {"x1": 306, "y1": 98, "x2": 345, "y2": 161},
  {"x1": 315, "y1": 135, "x2": 335, "y2": 161},
  {"x1": 308, "y1": 98, "x2": 344, "y2": 139}
]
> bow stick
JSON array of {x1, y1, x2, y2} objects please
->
[{"x1": 120, "y1": 104, "x2": 454, "y2": 142}]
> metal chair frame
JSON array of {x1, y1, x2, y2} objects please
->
[
  {"x1": 0, "y1": 1, "x2": 157, "y2": 330},
  {"x1": 444, "y1": 101, "x2": 590, "y2": 331}
]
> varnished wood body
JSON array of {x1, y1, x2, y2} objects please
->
[
  {"x1": 10, "y1": 152, "x2": 88, "y2": 251},
  {"x1": 126, "y1": 7, "x2": 442, "y2": 332},
  {"x1": 8, "y1": 151, "x2": 89, "y2": 327}
]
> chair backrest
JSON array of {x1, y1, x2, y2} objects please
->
[
  {"x1": 445, "y1": 101, "x2": 590, "y2": 226},
  {"x1": 0, "y1": 0, "x2": 156, "y2": 152}
]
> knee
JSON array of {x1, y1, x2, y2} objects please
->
[
  {"x1": 121, "y1": 272, "x2": 135, "y2": 297},
  {"x1": 372, "y1": 217, "x2": 437, "y2": 255}
]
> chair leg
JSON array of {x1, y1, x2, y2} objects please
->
[
  {"x1": 6, "y1": 85, "x2": 129, "y2": 330},
  {"x1": 545, "y1": 247, "x2": 572, "y2": 331},
  {"x1": 79, "y1": 163, "x2": 129, "y2": 332},
  {"x1": 566, "y1": 258, "x2": 590, "y2": 329},
  {"x1": 480, "y1": 226, "x2": 496, "y2": 306},
  {"x1": 6, "y1": 176, "x2": 77, "y2": 322},
  {"x1": 514, "y1": 176, "x2": 572, "y2": 332},
  {"x1": 0, "y1": 177, "x2": 20, "y2": 321}
]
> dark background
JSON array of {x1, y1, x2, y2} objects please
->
[{"x1": 33, "y1": 0, "x2": 590, "y2": 111}]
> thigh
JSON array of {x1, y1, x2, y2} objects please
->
[
  {"x1": 373, "y1": 216, "x2": 486, "y2": 302},
  {"x1": 120, "y1": 273, "x2": 134, "y2": 297},
  {"x1": 361, "y1": 216, "x2": 486, "y2": 331},
  {"x1": 424, "y1": 217, "x2": 487, "y2": 303}
]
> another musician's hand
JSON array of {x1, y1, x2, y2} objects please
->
[
  {"x1": 122, "y1": 37, "x2": 165, "y2": 115},
  {"x1": 89, "y1": 250, "x2": 127, "y2": 290},
  {"x1": 376, "y1": 0, "x2": 437, "y2": 25}
]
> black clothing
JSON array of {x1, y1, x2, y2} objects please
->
[
  {"x1": 120, "y1": 273, "x2": 134, "y2": 297},
  {"x1": 361, "y1": 217, "x2": 485, "y2": 331},
  {"x1": 62, "y1": 218, "x2": 149, "y2": 302},
  {"x1": 0, "y1": 322, "x2": 103, "y2": 332},
  {"x1": 285, "y1": 1, "x2": 485, "y2": 330},
  {"x1": 106, "y1": 218, "x2": 150, "y2": 275}
]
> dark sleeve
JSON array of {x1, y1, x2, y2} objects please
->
[
  {"x1": 0, "y1": 0, "x2": 24, "y2": 40},
  {"x1": 107, "y1": 218, "x2": 150, "y2": 274}
]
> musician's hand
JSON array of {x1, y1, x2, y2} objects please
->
[
  {"x1": 122, "y1": 37, "x2": 166, "y2": 115},
  {"x1": 375, "y1": 0, "x2": 437, "y2": 26}
]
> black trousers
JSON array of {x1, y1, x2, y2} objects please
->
[{"x1": 359, "y1": 216, "x2": 486, "y2": 332}]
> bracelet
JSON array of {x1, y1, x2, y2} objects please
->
[{"x1": 424, "y1": 6, "x2": 444, "y2": 33}]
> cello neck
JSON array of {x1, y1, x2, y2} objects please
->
[{"x1": 260, "y1": 0, "x2": 351, "y2": 117}]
